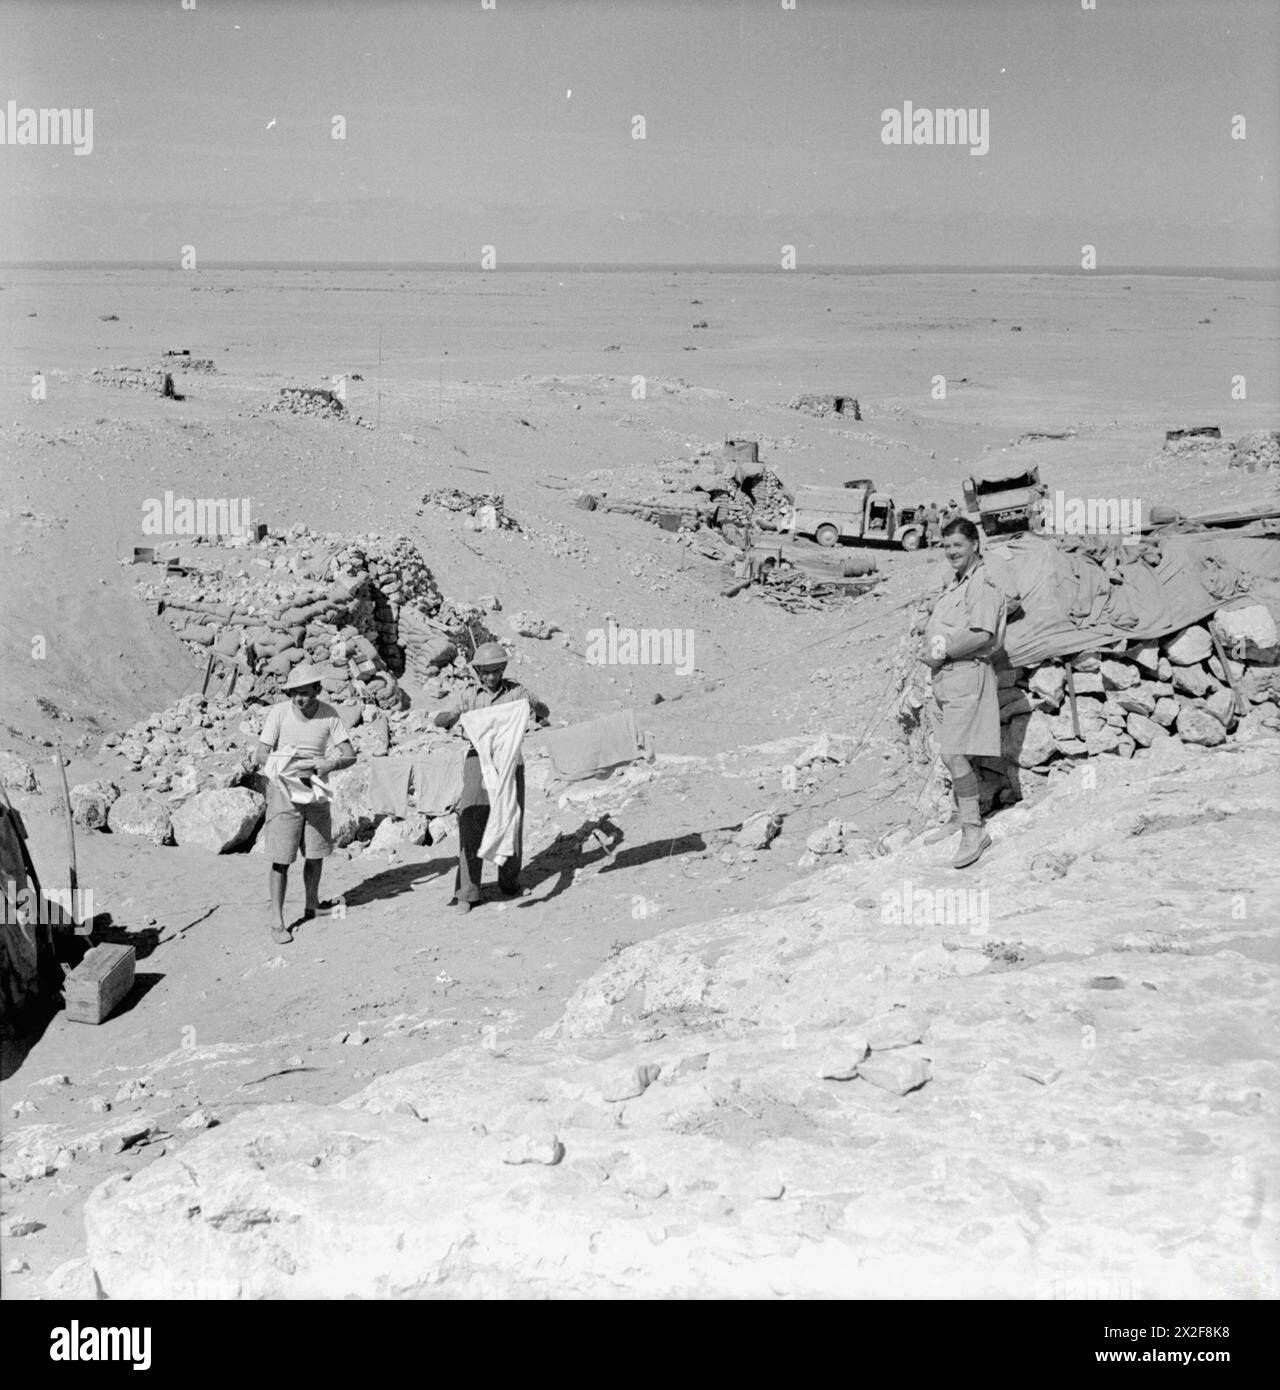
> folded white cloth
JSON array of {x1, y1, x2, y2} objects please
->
[{"x1": 263, "y1": 746, "x2": 332, "y2": 805}]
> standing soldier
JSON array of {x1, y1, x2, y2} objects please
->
[
  {"x1": 247, "y1": 663, "x2": 357, "y2": 944},
  {"x1": 918, "y1": 518, "x2": 1007, "y2": 868},
  {"x1": 922, "y1": 500, "x2": 940, "y2": 547},
  {"x1": 433, "y1": 642, "x2": 549, "y2": 911}
]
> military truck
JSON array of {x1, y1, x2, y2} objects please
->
[
  {"x1": 962, "y1": 465, "x2": 1047, "y2": 538},
  {"x1": 787, "y1": 481, "x2": 924, "y2": 550}
]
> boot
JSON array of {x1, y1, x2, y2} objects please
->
[{"x1": 952, "y1": 796, "x2": 991, "y2": 869}]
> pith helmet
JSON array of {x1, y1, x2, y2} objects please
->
[
  {"x1": 471, "y1": 641, "x2": 509, "y2": 670},
  {"x1": 283, "y1": 662, "x2": 325, "y2": 691}
]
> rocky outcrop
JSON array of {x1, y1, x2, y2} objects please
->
[{"x1": 82, "y1": 735, "x2": 1280, "y2": 1300}]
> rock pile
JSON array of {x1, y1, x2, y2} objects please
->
[
  {"x1": 787, "y1": 393, "x2": 860, "y2": 420},
  {"x1": 419, "y1": 488, "x2": 516, "y2": 530},
  {"x1": 160, "y1": 351, "x2": 217, "y2": 373},
  {"x1": 1160, "y1": 427, "x2": 1280, "y2": 473},
  {"x1": 88, "y1": 367, "x2": 178, "y2": 398},
  {"x1": 103, "y1": 693, "x2": 254, "y2": 796},
  {"x1": 270, "y1": 386, "x2": 346, "y2": 418},
  {"x1": 899, "y1": 605, "x2": 1280, "y2": 816}
]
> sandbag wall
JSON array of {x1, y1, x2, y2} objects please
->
[{"x1": 146, "y1": 531, "x2": 446, "y2": 710}]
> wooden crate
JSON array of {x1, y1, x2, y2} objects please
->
[{"x1": 64, "y1": 944, "x2": 136, "y2": 1025}]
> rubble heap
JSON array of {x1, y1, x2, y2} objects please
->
[
  {"x1": 898, "y1": 605, "x2": 1280, "y2": 817},
  {"x1": 135, "y1": 527, "x2": 454, "y2": 710},
  {"x1": 1159, "y1": 427, "x2": 1280, "y2": 473},
  {"x1": 787, "y1": 393, "x2": 861, "y2": 420},
  {"x1": 269, "y1": 386, "x2": 347, "y2": 419},
  {"x1": 419, "y1": 488, "x2": 517, "y2": 530},
  {"x1": 88, "y1": 367, "x2": 178, "y2": 398},
  {"x1": 160, "y1": 350, "x2": 217, "y2": 372}
]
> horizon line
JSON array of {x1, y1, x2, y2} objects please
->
[{"x1": 1, "y1": 260, "x2": 1277, "y2": 279}]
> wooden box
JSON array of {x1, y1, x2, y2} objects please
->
[{"x1": 64, "y1": 944, "x2": 136, "y2": 1025}]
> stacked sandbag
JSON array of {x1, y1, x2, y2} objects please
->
[
  {"x1": 331, "y1": 535, "x2": 443, "y2": 673},
  {"x1": 140, "y1": 529, "x2": 455, "y2": 710}
]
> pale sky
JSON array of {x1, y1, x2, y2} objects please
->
[{"x1": 1, "y1": 0, "x2": 1276, "y2": 266}]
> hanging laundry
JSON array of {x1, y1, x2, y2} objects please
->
[
  {"x1": 537, "y1": 709, "x2": 642, "y2": 781},
  {"x1": 413, "y1": 745, "x2": 469, "y2": 816},
  {"x1": 368, "y1": 755, "x2": 413, "y2": 817}
]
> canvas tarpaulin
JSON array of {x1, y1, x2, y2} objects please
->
[
  {"x1": 1, "y1": 785, "x2": 62, "y2": 1034},
  {"x1": 982, "y1": 531, "x2": 1279, "y2": 668}
]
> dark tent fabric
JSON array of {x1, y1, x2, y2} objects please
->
[
  {"x1": 1, "y1": 784, "x2": 61, "y2": 1035},
  {"x1": 982, "y1": 530, "x2": 1279, "y2": 668}
]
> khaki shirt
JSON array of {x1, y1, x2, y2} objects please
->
[{"x1": 923, "y1": 559, "x2": 1007, "y2": 662}]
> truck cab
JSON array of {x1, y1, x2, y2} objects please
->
[{"x1": 788, "y1": 482, "x2": 923, "y2": 550}]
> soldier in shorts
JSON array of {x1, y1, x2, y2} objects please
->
[{"x1": 247, "y1": 663, "x2": 356, "y2": 944}]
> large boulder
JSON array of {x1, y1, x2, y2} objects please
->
[
  {"x1": 70, "y1": 780, "x2": 120, "y2": 831},
  {"x1": 1002, "y1": 710, "x2": 1057, "y2": 768},
  {"x1": 171, "y1": 789, "x2": 265, "y2": 853},
  {"x1": 736, "y1": 810, "x2": 783, "y2": 851},
  {"x1": 1162, "y1": 626, "x2": 1212, "y2": 666},
  {"x1": 1127, "y1": 640, "x2": 1160, "y2": 674},
  {"x1": 368, "y1": 813, "x2": 431, "y2": 856},
  {"x1": 1176, "y1": 705, "x2": 1226, "y2": 747},
  {"x1": 1126, "y1": 713, "x2": 1169, "y2": 748},
  {"x1": 1211, "y1": 604, "x2": 1279, "y2": 665},
  {"x1": 1151, "y1": 696, "x2": 1179, "y2": 729},
  {"x1": 1171, "y1": 664, "x2": 1215, "y2": 699},
  {"x1": 0, "y1": 751, "x2": 39, "y2": 793},
  {"x1": 329, "y1": 763, "x2": 376, "y2": 847},
  {"x1": 1099, "y1": 659, "x2": 1140, "y2": 691},
  {"x1": 1027, "y1": 664, "x2": 1066, "y2": 709},
  {"x1": 1204, "y1": 689, "x2": 1238, "y2": 730},
  {"x1": 1115, "y1": 683, "x2": 1156, "y2": 717},
  {"x1": 107, "y1": 793, "x2": 174, "y2": 846}
]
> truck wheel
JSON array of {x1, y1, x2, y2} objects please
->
[
  {"x1": 899, "y1": 529, "x2": 923, "y2": 551},
  {"x1": 815, "y1": 524, "x2": 839, "y2": 548}
]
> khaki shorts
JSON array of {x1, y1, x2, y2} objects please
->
[
  {"x1": 264, "y1": 800, "x2": 333, "y2": 865},
  {"x1": 931, "y1": 659, "x2": 1002, "y2": 758}
]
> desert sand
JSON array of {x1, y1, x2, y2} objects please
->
[{"x1": 1, "y1": 267, "x2": 1278, "y2": 1298}]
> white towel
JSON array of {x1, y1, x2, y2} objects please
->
[
  {"x1": 263, "y1": 746, "x2": 332, "y2": 805},
  {"x1": 460, "y1": 700, "x2": 528, "y2": 865}
]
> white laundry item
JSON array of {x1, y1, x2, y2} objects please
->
[
  {"x1": 263, "y1": 746, "x2": 332, "y2": 805},
  {"x1": 460, "y1": 699, "x2": 529, "y2": 865}
]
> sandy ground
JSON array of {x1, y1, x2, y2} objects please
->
[{"x1": 0, "y1": 268, "x2": 1277, "y2": 1297}]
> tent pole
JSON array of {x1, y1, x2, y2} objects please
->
[{"x1": 1064, "y1": 659, "x2": 1082, "y2": 741}]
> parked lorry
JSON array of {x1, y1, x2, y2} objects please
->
[
  {"x1": 787, "y1": 481, "x2": 924, "y2": 550},
  {"x1": 962, "y1": 465, "x2": 1047, "y2": 538}
]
